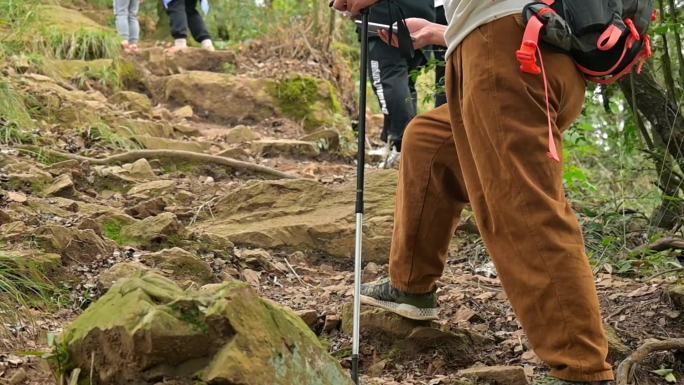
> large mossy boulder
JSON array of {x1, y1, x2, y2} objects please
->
[
  {"x1": 58, "y1": 273, "x2": 353, "y2": 385},
  {"x1": 191, "y1": 170, "x2": 397, "y2": 262},
  {"x1": 161, "y1": 72, "x2": 341, "y2": 131}
]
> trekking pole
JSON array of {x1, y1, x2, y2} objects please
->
[{"x1": 351, "y1": 9, "x2": 369, "y2": 385}]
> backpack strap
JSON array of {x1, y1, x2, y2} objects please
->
[{"x1": 516, "y1": 1, "x2": 556, "y2": 75}]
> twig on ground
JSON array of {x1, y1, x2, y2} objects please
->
[
  {"x1": 17, "y1": 145, "x2": 296, "y2": 180},
  {"x1": 607, "y1": 304, "x2": 630, "y2": 320},
  {"x1": 284, "y1": 258, "x2": 311, "y2": 287},
  {"x1": 616, "y1": 338, "x2": 684, "y2": 385},
  {"x1": 189, "y1": 196, "x2": 218, "y2": 226}
]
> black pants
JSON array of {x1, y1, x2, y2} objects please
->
[
  {"x1": 166, "y1": 0, "x2": 211, "y2": 42},
  {"x1": 368, "y1": 38, "x2": 426, "y2": 150},
  {"x1": 433, "y1": 5, "x2": 448, "y2": 108}
]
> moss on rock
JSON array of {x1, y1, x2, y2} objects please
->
[
  {"x1": 58, "y1": 273, "x2": 353, "y2": 385},
  {"x1": 269, "y1": 75, "x2": 341, "y2": 132}
]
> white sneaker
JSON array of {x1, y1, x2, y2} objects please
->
[
  {"x1": 380, "y1": 147, "x2": 400, "y2": 169},
  {"x1": 201, "y1": 39, "x2": 216, "y2": 52}
]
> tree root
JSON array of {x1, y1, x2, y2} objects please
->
[
  {"x1": 17, "y1": 145, "x2": 296, "y2": 180},
  {"x1": 616, "y1": 338, "x2": 684, "y2": 385},
  {"x1": 631, "y1": 237, "x2": 684, "y2": 254}
]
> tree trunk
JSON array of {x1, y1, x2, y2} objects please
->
[
  {"x1": 657, "y1": 0, "x2": 678, "y2": 100},
  {"x1": 666, "y1": 0, "x2": 684, "y2": 84},
  {"x1": 619, "y1": 67, "x2": 684, "y2": 229}
]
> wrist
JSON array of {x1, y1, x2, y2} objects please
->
[{"x1": 429, "y1": 25, "x2": 447, "y2": 47}]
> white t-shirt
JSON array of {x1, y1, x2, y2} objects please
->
[{"x1": 443, "y1": 0, "x2": 529, "y2": 56}]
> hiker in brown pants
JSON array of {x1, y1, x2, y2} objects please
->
[{"x1": 333, "y1": 0, "x2": 615, "y2": 384}]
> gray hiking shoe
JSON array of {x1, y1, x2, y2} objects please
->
[
  {"x1": 360, "y1": 277, "x2": 439, "y2": 321},
  {"x1": 534, "y1": 376, "x2": 608, "y2": 385}
]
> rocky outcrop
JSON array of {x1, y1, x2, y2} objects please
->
[
  {"x1": 191, "y1": 170, "x2": 397, "y2": 262},
  {"x1": 161, "y1": 72, "x2": 341, "y2": 131},
  {"x1": 58, "y1": 273, "x2": 353, "y2": 385},
  {"x1": 252, "y1": 139, "x2": 320, "y2": 158},
  {"x1": 36, "y1": 226, "x2": 116, "y2": 263},
  {"x1": 340, "y1": 304, "x2": 484, "y2": 363},
  {"x1": 140, "y1": 247, "x2": 214, "y2": 285},
  {"x1": 119, "y1": 212, "x2": 183, "y2": 248},
  {"x1": 140, "y1": 47, "x2": 238, "y2": 76},
  {"x1": 112, "y1": 91, "x2": 152, "y2": 113}
]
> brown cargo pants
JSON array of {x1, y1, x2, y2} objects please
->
[{"x1": 388, "y1": 14, "x2": 614, "y2": 382}]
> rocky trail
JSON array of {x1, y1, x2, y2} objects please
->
[{"x1": 0, "y1": 5, "x2": 683, "y2": 385}]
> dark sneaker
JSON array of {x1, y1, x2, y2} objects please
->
[
  {"x1": 360, "y1": 277, "x2": 439, "y2": 321},
  {"x1": 534, "y1": 376, "x2": 608, "y2": 385}
]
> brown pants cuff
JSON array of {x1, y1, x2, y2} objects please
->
[
  {"x1": 550, "y1": 368, "x2": 615, "y2": 382},
  {"x1": 389, "y1": 271, "x2": 433, "y2": 294}
]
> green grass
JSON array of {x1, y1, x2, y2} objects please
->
[
  {"x1": 35, "y1": 28, "x2": 120, "y2": 61},
  {"x1": 0, "y1": 80, "x2": 35, "y2": 144},
  {"x1": 74, "y1": 62, "x2": 122, "y2": 90},
  {"x1": 0, "y1": 253, "x2": 61, "y2": 343},
  {"x1": 103, "y1": 221, "x2": 127, "y2": 246},
  {"x1": 81, "y1": 121, "x2": 140, "y2": 150}
]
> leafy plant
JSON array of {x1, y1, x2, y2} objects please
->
[{"x1": 652, "y1": 368, "x2": 678, "y2": 383}]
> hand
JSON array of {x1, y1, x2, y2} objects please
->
[
  {"x1": 378, "y1": 18, "x2": 447, "y2": 50},
  {"x1": 331, "y1": 0, "x2": 379, "y2": 16}
]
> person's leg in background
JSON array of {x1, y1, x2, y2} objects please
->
[
  {"x1": 114, "y1": 0, "x2": 131, "y2": 50},
  {"x1": 184, "y1": 0, "x2": 215, "y2": 51},
  {"x1": 368, "y1": 39, "x2": 421, "y2": 167},
  {"x1": 433, "y1": 4, "x2": 447, "y2": 108},
  {"x1": 449, "y1": 15, "x2": 613, "y2": 382},
  {"x1": 166, "y1": 0, "x2": 190, "y2": 51},
  {"x1": 127, "y1": 0, "x2": 141, "y2": 52}
]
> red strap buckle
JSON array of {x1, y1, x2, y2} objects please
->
[
  {"x1": 517, "y1": 41, "x2": 542, "y2": 75},
  {"x1": 516, "y1": 16, "x2": 545, "y2": 75}
]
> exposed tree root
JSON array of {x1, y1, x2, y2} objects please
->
[
  {"x1": 631, "y1": 237, "x2": 684, "y2": 254},
  {"x1": 616, "y1": 338, "x2": 684, "y2": 385},
  {"x1": 17, "y1": 145, "x2": 296, "y2": 180}
]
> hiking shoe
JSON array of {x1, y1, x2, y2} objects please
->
[
  {"x1": 383, "y1": 147, "x2": 401, "y2": 169},
  {"x1": 534, "y1": 375, "x2": 608, "y2": 385},
  {"x1": 360, "y1": 277, "x2": 439, "y2": 320}
]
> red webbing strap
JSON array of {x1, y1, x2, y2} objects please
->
[
  {"x1": 537, "y1": 51, "x2": 560, "y2": 162},
  {"x1": 516, "y1": 16, "x2": 545, "y2": 75},
  {"x1": 516, "y1": 14, "x2": 560, "y2": 162},
  {"x1": 597, "y1": 25, "x2": 623, "y2": 51}
]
